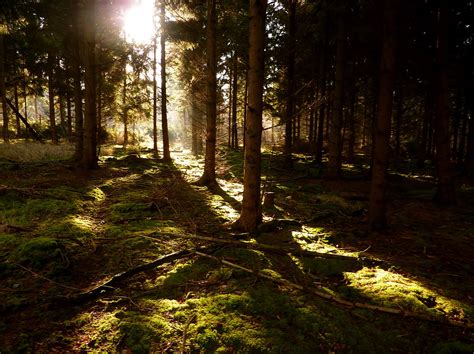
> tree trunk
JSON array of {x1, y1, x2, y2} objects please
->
[
  {"x1": 48, "y1": 53, "x2": 58, "y2": 144},
  {"x1": 433, "y1": 0, "x2": 456, "y2": 205},
  {"x1": 80, "y1": 0, "x2": 98, "y2": 169},
  {"x1": 243, "y1": 68, "x2": 248, "y2": 151},
  {"x1": 191, "y1": 93, "x2": 199, "y2": 156},
  {"x1": 327, "y1": 16, "x2": 345, "y2": 178},
  {"x1": 67, "y1": 92, "x2": 72, "y2": 139},
  {"x1": 234, "y1": 0, "x2": 267, "y2": 231},
  {"x1": 97, "y1": 68, "x2": 102, "y2": 139},
  {"x1": 458, "y1": 103, "x2": 468, "y2": 164},
  {"x1": 14, "y1": 83, "x2": 20, "y2": 136},
  {"x1": 284, "y1": 0, "x2": 296, "y2": 168},
  {"x1": 122, "y1": 57, "x2": 128, "y2": 148},
  {"x1": 394, "y1": 86, "x2": 403, "y2": 161},
  {"x1": 152, "y1": 34, "x2": 158, "y2": 155},
  {"x1": 72, "y1": 0, "x2": 83, "y2": 162},
  {"x1": 197, "y1": 0, "x2": 217, "y2": 188},
  {"x1": 368, "y1": 0, "x2": 398, "y2": 231},
  {"x1": 347, "y1": 84, "x2": 356, "y2": 164},
  {"x1": 315, "y1": 31, "x2": 327, "y2": 164},
  {"x1": 161, "y1": 0, "x2": 171, "y2": 161},
  {"x1": 465, "y1": 108, "x2": 474, "y2": 177},
  {"x1": 227, "y1": 62, "x2": 232, "y2": 148},
  {"x1": 23, "y1": 81, "x2": 27, "y2": 122},
  {"x1": 231, "y1": 52, "x2": 238, "y2": 149},
  {"x1": 0, "y1": 33, "x2": 8, "y2": 143}
]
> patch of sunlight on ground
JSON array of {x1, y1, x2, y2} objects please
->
[
  {"x1": 205, "y1": 194, "x2": 240, "y2": 221},
  {"x1": 0, "y1": 141, "x2": 74, "y2": 162},
  {"x1": 71, "y1": 215, "x2": 97, "y2": 232},
  {"x1": 291, "y1": 229, "x2": 341, "y2": 254},
  {"x1": 390, "y1": 171, "x2": 436, "y2": 181},
  {"x1": 344, "y1": 267, "x2": 470, "y2": 319},
  {"x1": 218, "y1": 179, "x2": 243, "y2": 201}
]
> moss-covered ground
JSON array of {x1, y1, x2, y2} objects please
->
[{"x1": 0, "y1": 143, "x2": 473, "y2": 352}]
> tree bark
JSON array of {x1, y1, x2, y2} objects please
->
[
  {"x1": 465, "y1": 107, "x2": 474, "y2": 177},
  {"x1": 284, "y1": 0, "x2": 296, "y2": 168},
  {"x1": 315, "y1": 29, "x2": 327, "y2": 164},
  {"x1": 327, "y1": 16, "x2": 345, "y2": 178},
  {"x1": 368, "y1": 0, "x2": 398, "y2": 231},
  {"x1": 122, "y1": 56, "x2": 128, "y2": 148},
  {"x1": 231, "y1": 52, "x2": 238, "y2": 149},
  {"x1": 161, "y1": 0, "x2": 171, "y2": 161},
  {"x1": 72, "y1": 0, "x2": 83, "y2": 162},
  {"x1": 14, "y1": 83, "x2": 20, "y2": 136},
  {"x1": 433, "y1": 0, "x2": 456, "y2": 204},
  {"x1": 66, "y1": 91, "x2": 72, "y2": 139},
  {"x1": 347, "y1": 83, "x2": 357, "y2": 164},
  {"x1": 197, "y1": 0, "x2": 217, "y2": 188},
  {"x1": 234, "y1": 0, "x2": 267, "y2": 231},
  {"x1": 80, "y1": 0, "x2": 98, "y2": 169},
  {"x1": 152, "y1": 33, "x2": 158, "y2": 155},
  {"x1": 0, "y1": 33, "x2": 8, "y2": 143},
  {"x1": 48, "y1": 53, "x2": 58, "y2": 144},
  {"x1": 227, "y1": 63, "x2": 232, "y2": 148}
]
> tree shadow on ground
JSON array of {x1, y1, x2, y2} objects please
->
[{"x1": 1, "y1": 150, "x2": 473, "y2": 352}]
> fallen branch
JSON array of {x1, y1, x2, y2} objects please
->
[
  {"x1": 67, "y1": 246, "x2": 218, "y2": 304},
  {"x1": 194, "y1": 250, "x2": 474, "y2": 330},
  {"x1": 153, "y1": 232, "x2": 368, "y2": 263}
]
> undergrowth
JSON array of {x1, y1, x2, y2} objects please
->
[{"x1": 0, "y1": 144, "x2": 473, "y2": 352}]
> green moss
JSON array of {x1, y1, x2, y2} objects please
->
[
  {"x1": 12, "y1": 237, "x2": 66, "y2": 270},
  {"x1": 118, "y1": 312, "x2": 171, "y2": 353},
  {"x1": 110, "y1": 202, "x2": 155, "y2": 222},
  {"x1": 40, "y1": 215, "x2": 96, "y2": 244},
  {"x1": 86, "y1": 187, "x2": 106, "y2": 202}
]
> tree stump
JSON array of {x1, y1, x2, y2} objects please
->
[{"x1": 263, "y1": 192, "x2": 275, "y2": 208}]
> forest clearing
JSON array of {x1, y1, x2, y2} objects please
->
[{"x1": 1, "y1": 0, "x2": 474, "y2": 352}]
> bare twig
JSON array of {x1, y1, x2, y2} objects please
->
[{"x1": 14, "y1": 263, "x2": 82, "y2": 291}]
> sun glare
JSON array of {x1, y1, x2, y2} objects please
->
[{"x1": 122, "y1": 0, "x2": 155, "y2": 44}]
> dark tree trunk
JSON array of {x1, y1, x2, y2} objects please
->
[
  {"x1": 72, "y1": 0, "x2": 83, "y2": 162},
  {"x1": 0, "y1": 33, "x2": 8, "y2": 143},
  {"x1": 284, "y1": 0, "x2": 296, "y2": 168},
  {"x1": 228, "y1": 63, "x2": 232, "y2": 148},
  {"x1": 458, "y1": 103, "x2": 468, "y2": 164},
  {"x1": 197, "y1": 0, "x2": 217, "y2": 188},
  {"x1": 433, "y1": 0, "x2": 456, "y2": 205},
  {"x1": 97, "y1": 68, "x2": 102, "y2": 137},
  {"x1": 347, "y1": 84, "x2": 357, "y2": 164},
  {"x1": 122, "y1": 58, "x2": 128, "y2": 148},
  {"x1": 235, "y1": 0, "x2": 267, "y2": 231},
  {"x1": 315, "y1": 33, "x2": 327, "y2": 164},
  {"x1": 153, "y1": 34, "x2": 158, "y2": 155},
  {"x1": 368, "y1": 0, "x2": 398, "y2": 231},
  {"x1": 67, "y1": 92, "x2": 72, "y2": 139},
  {"x1": 14, "y1": 83, "x2": 20, "y2": 136},
  {"x1": 23, "y1": 81, "x2": 27, "y2": 122},
  {"x1": 80, "y1": 0, "x2": 98, "y2": 169},
  {"x1": 394, "y1": 87, "x2": 403, "y2": 161},
  {"x1": 161, "y1": 0, "x2": 171, "y2": 161},
  {"x1": 48, "y1": 53, "x2": 58, "y2": 144},
  {"x1": 465, "y1": 108, "x2": 474, "y2": 177},
  {"x1": 327, "y1": 16, "x2": 345, "y2": 178},
  {"x1": 243, "y1": 68, "x2": 248, "y2": 151},
  {"x1": 231, "y1": 53, "x2": 238, "y2": 149}
]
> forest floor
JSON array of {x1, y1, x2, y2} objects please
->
[{"x1": 0, "y1": 141, "x2": 473, "y2": 352}]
